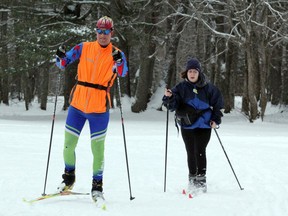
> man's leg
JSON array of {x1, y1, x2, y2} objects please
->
[
  {"x1": 58, "y1": 106, "x2": 86, "y2": 192},
  {"x1": 87, "y1": 111, "x2": 109, "y2": 196}
]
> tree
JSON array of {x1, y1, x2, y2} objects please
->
[
  {"x1": 163, "y1": 0, "x2": 190, "y2": 89},
  {"x1": 185, "y1": 0, "x2": 288, "y2": 121},
  {"x1": 0, "y1": 0, "x2": 287, "y2": 120},
  {"x1": 0, "y1": 9, "x2": 9, "y2": 105},
  {"x1": 131, "y1": 0, "x2": 161, "y2": 113}
]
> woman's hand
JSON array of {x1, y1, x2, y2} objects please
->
[
  {"x1": 210, "y1": 121, "x2": 217, "y2": 128},
  {"x1": 164, "y1": 88, "x2": 172, "y2": 97}
]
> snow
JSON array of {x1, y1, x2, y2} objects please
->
[{"x1": 1, "y1": 95, "x2": 288, "y2": 216}]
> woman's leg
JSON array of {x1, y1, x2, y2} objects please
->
[
  {"x1": 194, "y1": 128, "x2": 211, "y2": 175},
  {"x1": 181, "y1": 128, "x2": 197, "y2": 176}
]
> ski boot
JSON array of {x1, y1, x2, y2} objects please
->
[
  {"x1": 195, "y1": 174, "x2": 207, "y2": 193},
  {"x1": 187, "y1": 174, "x2": 197, "y2": 192},
  {"x1": 91, "y1": 179, "x2": 105, "y2": 202},
  {"x1": 57, "y1": 169, "x2": 75, "y2": 192}
]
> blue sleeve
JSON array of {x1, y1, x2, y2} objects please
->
[
  {"x1": 115, "y1": 50, "x2": 128, "y2": 77},
  {"x1": 55, "y1": 43, "x2": 83, "y2": 69}
]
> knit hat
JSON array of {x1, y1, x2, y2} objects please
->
[
  {"x1": 96, "y1": 16, "x2": 114, "y2": 29},
  {"x1": 185, "y1": 58, "x2": 201, "y2": 73}
]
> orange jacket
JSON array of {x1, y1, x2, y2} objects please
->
[{"x1": 58, "y1": 41, "x2": 127, "y2": 113}]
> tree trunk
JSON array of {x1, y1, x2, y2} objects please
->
[
  {"x1": 281, "y1": 45, "x2": 288, "y2": 105},
  {"x1": 165, "y1": 1, "x2": 189, "y2": 88},
  {"x1": 22, "y1": 71, "x2": 31, "y2": 111},
  {"x1": 131, "y1": 43, "x2": 156, "y2": 112},
  {"x1": 259, "y1": 47, "x2": 268, "y2": 121},
  {"x1": 63, "y1": 61, "x2": 77, "y2": 110},
  {"x1": 242, "y1": 53, "x2": 250, "y2": 119},
  {"x1": 131, "y1": 1, "x2": 160, "y2": 113},
  {"x1": 0, "y1": 10, "x2": 9, "y2": 105},
  {"x1": 269, "y1": 49, "x2": 282, "y2": 105},
  {"x1": 223, "y1": 41, "x2": 236, "y2": 113},
  {"x1": 40, "y1": 62, "x2": 50, "y2": 110},
  {"x1": 110, "y1": 0, "x2": 132, "y2": 98},
  {"x1": 246, "y1": 36, "x2": 259, "y2": 121},
  {"x1": 258, "y1": 32, "x2": 269, "y2": 120}
]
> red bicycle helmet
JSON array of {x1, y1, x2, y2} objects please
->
[{"x1": 96, "y1": 16, "x2": 113, "y2": 29}]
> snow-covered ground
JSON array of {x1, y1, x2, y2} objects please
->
[{"x1": 1, "y1": 95, "x2": 288, "y2": 216}]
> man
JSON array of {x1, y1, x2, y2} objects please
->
[{"x1": 55, "y1": 16, "x2": 128, "y2": 202}]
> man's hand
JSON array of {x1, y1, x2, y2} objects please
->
[
  {"x1": 112, "y1": 50, "x2": 122, "y2": 63},
  {"x1": 56, "y1": 45, "x2": 66, "y2": 58}
]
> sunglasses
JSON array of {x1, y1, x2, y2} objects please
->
[{"x1": 96, "y1": 29, "x2": 112, "y2": 35}]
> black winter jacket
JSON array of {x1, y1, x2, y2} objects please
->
[{"x1": 163, "y1": 77, "x2": 224, "y2": 129}]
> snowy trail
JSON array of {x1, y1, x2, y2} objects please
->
[{"x1": 1, "y1": 104, "x2": 288, "y2": 216}]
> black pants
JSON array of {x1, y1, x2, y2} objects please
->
[{"x1": 181, "y1": 128, "x2": 212, "y2": 176}]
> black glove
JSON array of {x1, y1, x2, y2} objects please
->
[
  {"x1": 56, "y1": 45, "x2": 66, "y2": 58},
  {"x1": 112, "y1": 50, "x2": 122, "y2": 63}
]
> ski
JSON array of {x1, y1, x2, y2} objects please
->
[
  {"x1": 182, "y1": 189, "x2": 193, "y2": 199},
  {"x1": 182, "y1": 188, "x2": 206, "y2": 199},
  {"x1": 23, "y1": 191, "x2": 89, "y2": 204},
  {"x1": 93, "y1": 198, "x2": 107, "y2": 210},
  {"x1": 91, "y1": 191, "x2": 107, "y2": 210}
]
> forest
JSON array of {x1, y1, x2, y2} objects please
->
[{"x1": 0, "y1": 0, "x2": 287, "y2": 122}]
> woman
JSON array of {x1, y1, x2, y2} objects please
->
[{"x1": 162, "y1": 58, "x2": 224, "y2": 193}]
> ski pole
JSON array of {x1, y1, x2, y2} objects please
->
[
  {"x1": 164, "y1": 102, "x2": 170, "y2": 192},
  {"x1": 213, "y1": 128, "x2": 244, "y2": 190},
  {"x1": 42, "y1": 71, "x2": 62, "y2": 196},
  {"x1": 114, "y1": 64, "x2": 135, "y2": 201}
]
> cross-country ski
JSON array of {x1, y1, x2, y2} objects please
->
[{"x1": 23, "y1": 191, "x2": 89, "y2": 204}]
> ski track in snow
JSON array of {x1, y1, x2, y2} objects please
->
[{"x1": 1, "y1": 98, "x2": 288, "y2": 216}]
